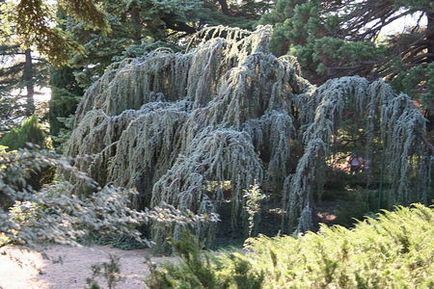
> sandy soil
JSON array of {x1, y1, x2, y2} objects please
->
[{"x1": 0, "y1": 245, "x2": 174, "y2": 289}]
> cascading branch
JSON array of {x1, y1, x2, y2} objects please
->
[{"x1": 66, "y1": 25, "x2": 432, "y2": 245}]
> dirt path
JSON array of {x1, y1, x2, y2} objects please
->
[{"x1": 0, "y1": 245, "x2": 174, "y2": 289}]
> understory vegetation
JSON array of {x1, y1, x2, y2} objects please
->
[
  {"x1": 0, "y1": 115, "x2": 49, "y2": 150},
  {"x1": 0, "y1": 148, "x2": 218, "y2": 249},
  {"x1": 147, "y1": 204, "x2": 434, "y2": 289}
]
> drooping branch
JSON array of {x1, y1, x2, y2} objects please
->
[{"x1": 66, "y1": 25, "x2": 431, "y2": 246}]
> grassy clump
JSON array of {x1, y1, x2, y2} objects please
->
[
  {"x1": 0, "y1": 115, "x2": 50, "y2": 150},
  {"x1": 147, "y1": 204, "x2": 434, "y2": 289},
  {"x1": 0, "y1": 117, "x2": 54, "y2": 190}
]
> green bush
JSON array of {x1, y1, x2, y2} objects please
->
[
  {"x1": 147, "y1": 204, "x2": 434, "y2": 288},
  {"x1": 0, "y1": 115, "x2": 49, "y2": 150},
  {"x1": 147, "y1": 233, "x2": 264, "y2": 289},
  {"x1": 0, "y1": 116, "x2": 54, "y2": 189}
]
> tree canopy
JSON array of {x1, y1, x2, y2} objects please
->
[{"x1": 261, "y1": 0, "x2": 434, "y2": 107}]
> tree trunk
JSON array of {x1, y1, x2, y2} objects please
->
[
  {"x1": 426, "y1": 11, "x2": 434, "y2": 63},
  {"x1": 24, "y1": 48, "x2": 35, "y2": 116},
  {"x1": 130, "y1": 5, "x2": 141, "y2": 44},
  {"x1": 217, "y1": 0, "x2": 231, "y2": 16}
]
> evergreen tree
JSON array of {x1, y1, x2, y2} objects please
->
[
  {"x1": 261, "y1": 0, "x2": 433, "y2": 108},
  {"x1": 338, "y1": 0, "x2": 433, "y2": 106},
  {"x1": 49, "y1": 0, "x2": 269, "y2": 142},
  {"x1": 65, "y1": 0, "x2": 268, "y2": 88},
  {"x1": 260, "y1": 0, "x2": 386, "y2": 82},
  {"x1": 1, "y1": 0, "x2": 109, "y2": 65},
  {"x1": 0, "y1": 1, "x2": 49, "y2": 132},
  {"x1": 48, "y1": 67, "x2": 82, "y2": 139},
  {"x1": 0, "y1": 46, "x2": 48, "y2": 119}
]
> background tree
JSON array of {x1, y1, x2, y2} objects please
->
[
  {"x1": 0, "y1": 0, "x2": 107, "y2": 137},
  {"x1": 0, "y1": 0, "x2": 108, "y2": 143},
  {"x1": 261, "y1": 0, "x2": 434, "y2": 110},
  {"x1": 0, "y1": 46, "x2": 49, "y2": 118},
  {"x1": 337, "y1": 0, "x2": 434, "y2": 108},
  {"x1": 0, "y1": 1, "x2": 50, "y2": 133}
]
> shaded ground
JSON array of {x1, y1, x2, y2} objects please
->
[{"x1": 0, "y1": 245, "x2": 174, "y2": 289}]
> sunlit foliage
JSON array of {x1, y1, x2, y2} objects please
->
[
  {"x1": 0, "y1": 148, "x2": 218, "y2": 249},
  {"x1": 147, "y1": 204, "x2": 434, "y2": 289},
  {"x1": 67, "y1": 26, "x2": 431, "y2": 247}
]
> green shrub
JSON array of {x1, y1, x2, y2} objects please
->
[
  {"x1": 0, "y1": 115, "x2": 49, "y2": 150},
  {"x1": 0, "y1": 116, "x2": 54, "y2": 189},
  {"x1": 147, "y1": 233, "x2": 263, "y2": 289},
  {"x1": 147, "y1": 204, "x2": 434, "y2": 288}
]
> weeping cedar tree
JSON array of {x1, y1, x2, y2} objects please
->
[
  {"x1": 47, "y1": 0, "x2": 271, "y2": 142},
  {"x1": 66, "y1": 25, "x2": 432, "y2": 248}
]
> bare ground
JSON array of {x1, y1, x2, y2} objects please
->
[{"x1": 0, "y1": 245, "x2": 175, "y2": 289}]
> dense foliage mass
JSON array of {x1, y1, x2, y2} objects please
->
[
  {"x1": 41, "y1": 0, "x2": 269, "y2": 141},
  {"x1": 147, "y1": 204, "x2": 434, "y2": 289},
  {"x1": 2, "y1": 0, "x2": 432, "y2": 142},
  {"x1": 67, "y1": 25, "x2": 432, "y2": 248},
  {"x1": 0, "y1": 0, "x2": 432, "y2": 271},
  {"x1": 0, "y1": 148, "x2": 218, "y2": 249},
  {"x1": 261, "y1": 0, "x2": 434, "y2": 106}
]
